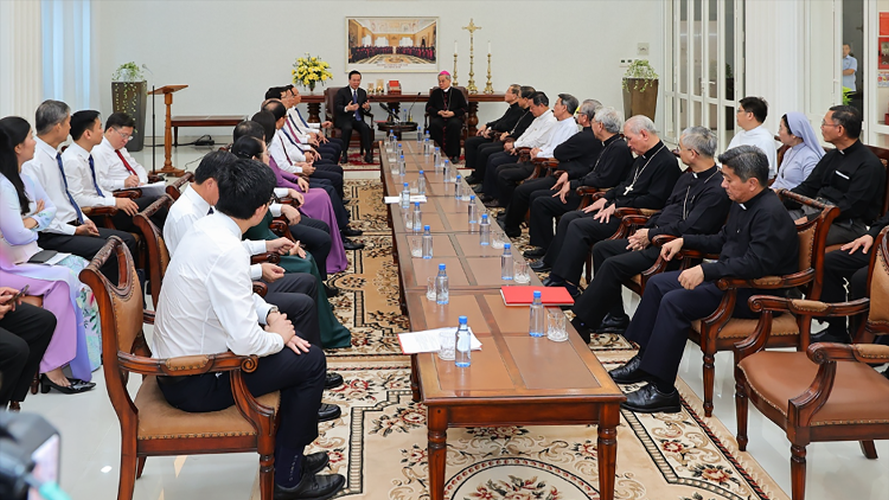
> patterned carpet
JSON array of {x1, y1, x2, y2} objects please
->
[{"x1": 252, "y1": 179, "x2": 788, "y2": 500}]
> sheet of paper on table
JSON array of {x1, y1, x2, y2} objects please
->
[
  {"x1": 383, "y1": 195, "x2": 428, "y2": 204},
  {"x1": 397, "y1": 327, "x2": 482, "y2": 355}
]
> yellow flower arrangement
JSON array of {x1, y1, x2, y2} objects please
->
[{"x1": 292, "y1": 53, "x2": 333, "y2": 92}]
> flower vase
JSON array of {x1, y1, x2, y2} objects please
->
[{"x1": 307, "y1": 82, "x2": 316, "y2": 94}]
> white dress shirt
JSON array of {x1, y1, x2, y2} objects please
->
[
  {"x1": 164, "y1": 184, "x2": 281, "y2": 280},
  {"x1": 22, "y1": 137, "x2": 90, "y2": 235},
  {"x1": 152, "y1": 213, "x2": 282, "y2": 359},
  {"x1": 287, "y1": 107, "x2": 320, "y2": 135},
  {"x1": 61, "y1": 142, "x2": 117, "y2": 208},
  {"x1": 536, "y1": 116, "x2": 579, "y2": 158},
  {"x1": 514, "y1": 109, "x2": 557, "y2": 149},
  {"x1": 727, "y1": 124, "x2": 779, "y2": 179},
  {"x1": 92, "y1": 137, "x2": 149, "y2": 191},
  {"x1": 0, "y1": 172, "x2": 56, "y2": 263},
  {"x1": 269, "y1": 129, "x2": 306, "y2": 173}
]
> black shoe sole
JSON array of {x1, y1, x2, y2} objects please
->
[{"x1": 620, "y1": 401, "x2": 682, "y2": 413}]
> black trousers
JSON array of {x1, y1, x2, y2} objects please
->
[
  {"x1": 110, "y1": 194, "x2": 167, "y2": 233},
  {"x1": 481, "y1": 151, "x2": 518, "y2": 198},
  {"x1": 158, "y1": 346, "x2": 326, "y2": 450},
  {"x1": 475, "y1": 142, "x2": 505, "y2": 179},
  {"x1": 821, "y1": 247, "x2": 871, "y2": 336},
  {"x1": 0, "y1": 303, "x2": 55, "y2": 406},
  {"x1": 308, "y1": 178, "x2": 349, "y2": 229},
  {"x1": 428, "y1": 116, "x2": 463, "y2": 159},
  {"x1": 572, "y1": 241, "x2": 664, "y2": 327},
  {"x1": 545, "y1": 210, "x2": 620, "y2": 284},
  {"x1": 291, "y1": 217, "x2": 332, "y2": 280},
  {"x1": 312, "y1": 162, "x2": 345, "y2": 199},
  {"x1": 495, "y1": 162, "x2": 535, "y2": 207},
  {"x1": 624, "y1": 271, "x2": 758, "y2": 384},
  {"x1": 528, "y1": 189, "x2": 583, "y2": 249},
  {"x1": 337, "y1": 118, "x2": 373, "y2": 157},
  {"x1": 315, "y1": 143, "x2": 341, "y2": 162},
  {"x1": 264, "y1": 273, "x2": 321, "y2": 347},
  {"x1": 464, "y1": 135, "x2": 493, "y2": 173},
  {"x1": 504, "y1": 176, "x2": 557, "y2": 233},
  {"x1": 38, "y1": 228, "x2": 139, "y2": 281}
]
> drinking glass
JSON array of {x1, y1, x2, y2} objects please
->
[
  {"x1": 426, "y1": 276, "x2": 437, "y2": 301},
  {"x1": 514, "y1": 261, "x2": 531, "y2": 283},
  {"x1": 547, "y1": 310, "x2": 569, "y2": 342},
  {"x1": 409, "y1": 237, "x2": 422, "y2": 257}
]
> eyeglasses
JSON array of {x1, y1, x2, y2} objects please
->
[
  {"x1": 113, "y1": 128, "x2": 132, "y2": 141},
  {"x1": 820, "y1": 120, "x2": 839, "y2": 128}
]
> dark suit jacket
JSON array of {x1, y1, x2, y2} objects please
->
[
  {"x1": 426, "y1": 87, "x2": 467, "y2": 117},
  {"x1": 334, "y1": 86, "x2": 370, "y2": 125}
]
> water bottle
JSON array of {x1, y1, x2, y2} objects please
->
[
  {"x1": 412, "y1": 202, "x2": 422, "y2": 232},
  {"x1": 424, "y1": 137, "x2": 431, "y2": 156},
  {"x1": 425, "y1": 130, "x2": 431, "y2": 143},
  {"x1": 399, "y1": 154, "x2": 406, "y2": 176},
  {"x1": 418, "y1": 170, "x2": 427, "y2": 195},
  {"x1": 397, "y1": 142, "x2": 403, "y2": 156},
  {"x1": 434, "y1": 147, "x2": 442, "y2": 171},
  {"x1": 479, "y1": 214, "x2": 491, "y2": 246},
  {"x1": 435, "y1": 263, "x2": 449, "y2": 305},
  {"x1": 501, "y1": 243, "x2": 514, "y2": 280},
  {"x1": 417, "y1": 130, "x2": 423, "y2": 144},
  {"x1": 438, "y1": 322, "x2": 455, "y2": 361},
  {"x1": 529, "y1": 290, "x2": 545, "y2": 337},
  {"x1": 422, "y1": 225, "x2": 433, "y2": 259},
  {"x1": 468, "y1": 196, "x2": 479, "y2": 232},
  {"x1": 454, "y1": 174, "x2": 463, "y2": 199},
  {"x1": 443, "y1": 159, "x2": 452, "y2": 183},
  {"x1": 455, "y1": 316, "x2": 471, "y2": 368},
  {"x1": 401, "y1": 182, "x2": 410, "y2": 210}
]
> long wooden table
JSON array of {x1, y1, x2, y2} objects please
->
[{"x1": 383, "y1": 143, "x2": 625, "y2": 500}]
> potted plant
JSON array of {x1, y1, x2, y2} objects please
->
[
  {"x1": 621, "y1": 59, "x2": 659, "y2": 121},
  {"x1": 111, "y1": 62, "x2": 147, "y2": 151}
]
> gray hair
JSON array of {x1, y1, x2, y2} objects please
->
[
  {"x1": 439, "y1": 72, "x2": 452, "y2": 82},
  {"x1": 679, "y1": 126, "x2": 717, "y2": 158},
  {"x1": 717, "y1": 145, "x2": 769, "y2": 186},
  {"x1": 557, "y1": 93, "x2": 579, "y2": 115},
  {"x1": 35, "y1": 100, "x2": 70, "y2": 136},
  {"x1": 578, "y1": 99, "x2": 602, "y2": 121},
  {"x1": 594, "y1": 107, "x2": 624, "y2": 134},
  {"x1": 625, "y1": 115, "x2": 659, "y2": 136}
]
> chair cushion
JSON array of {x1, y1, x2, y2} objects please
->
[
  {"x1": 691, "y1": 313, "x2": 799, "y2": 340},
  {"x1": 738, "y1": 351, "x2": 889, "y2": 427},
  {"x1": 135, "y1": 376, "x2": 280, "y2": 440}
]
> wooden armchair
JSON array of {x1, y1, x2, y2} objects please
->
[
  {"x1": 324, "y1": 86, "x2": 374, "y2": 157},
  {"x1": 734, "y1": 227, "x2": 889, "y2": 500},
  {"x1": 578, "y1": 196, "x2": 657, "y2": 284},
  {"x1": 79, "y1": 236, "x2": 280, "y2": 500},
  {"x1": 423, "y1": 86, "x2": 470, "y2": 143},
  {"x1": 165, "y1": 171, "x2": 194, "y2": 201},
  {"x1": 684, "y1": 193, "x2": 839, "y2": 417}
]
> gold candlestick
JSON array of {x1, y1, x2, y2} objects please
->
[
  {"x1": 484, "y1": 53, "x2": 494, "y2": 94},
  {"x1": 452, "y1": 52, "x2": 458, "y2": 86},
  {"x1": 462, "y1": 19, "x2": 481, "y2": 94}
]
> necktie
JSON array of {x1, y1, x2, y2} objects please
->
[
  {"x1": 115, "y1": 149, "x2": 139, "y2": 177},
  {"x1": 207, "y1": 207, "x2": 214, "y2": 215},
  {"x1": 352, "y1": 90, "x2": 360, "y2": 121},
  {"x1": 56, "y1": 153, "x2": 84, "y2": 224},
  {"x1": 296, "y1": 109, "x2": 309, "y2": 127},
  {"x1": 88, "y1": 155, "x2": 104, "y2": 197}
]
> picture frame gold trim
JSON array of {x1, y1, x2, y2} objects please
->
[{"x1": 346, "y1": 17, "x2": 439, "y2": 73}]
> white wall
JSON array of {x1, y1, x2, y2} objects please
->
[{"x1": 91, "y1": 0, "x2": 665, "y2": 138}]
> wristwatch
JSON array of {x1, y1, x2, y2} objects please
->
[{"x1": 266, "y1": 305, "x2": 279, "y2": 323}]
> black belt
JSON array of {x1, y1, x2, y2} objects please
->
[{"x1": 156, "y1": 375, "x2": 185, "y2": 386}]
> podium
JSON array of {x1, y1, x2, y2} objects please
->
[{"x1": 148, "y1": 85, "x2": 188, "y2": 176}]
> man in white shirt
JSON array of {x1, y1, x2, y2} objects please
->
[
  {"x1": 727, "y1": 96, "x2": 778, "y2": 179},
  {"x1": 153, "y1": 157, "x2": 345, "y2": 500},
  {"x1": 92, "y1": 112, "x2": 150, "y2": 191},
  {"x1": 480, "y1": 91, "x2": 557, "y2": 203},
  {"x1": 62, "y1": 110, "x2": 166, "y2": 233},
  {"x1": 266, "y1": 85, "x2": 343, "y2": 162},
  {"x1": 22, "y1": 100, "x2": 137, "y2": 280}
]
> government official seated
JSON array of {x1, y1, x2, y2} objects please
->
[
  {"x1": 609, "y1": 146, "x2": 798, "y2": 413},
  {"x1": 727, "y1": 96, "x2": 778, "y2": 178},
  {"x1": 22, "y1": 100, "x2": 137, "y2": 281},
  {"x1": 471, "y1": 86, "x2": 536, "y2": 187},
  {"x1": 426, "y1": 71, "x2": 468, "y2": 164},
  {"x1": 569, "y1": 127, "x2": 730, "y2": 342},
  {"x1": 785, "y1": 105, "x2": 885, "y2": 246},
  {"x1": 532, "y1": 115, "x2": 681, "y2": 297},
  {"x1": 333, "y1": 70, "x2": 373, "y2": 164},
  {"x1": 492, "y1": 93, "x2": 578, "y2": 212},
  {"x1": 524, "y1": 106, "x2": 633, "y2": 257},
  {"x1": 501, "y1": 98, "x2": 602, "y2": 238},
  {"x1": 62, "y1": 110, "x2": 165, "y2": 233},
  {"x1": 152, "y1": 158, "x2": 345, "y2": 499},
  {"x1": 463, "y1": 84, "x2": 523, "y2": 184}
]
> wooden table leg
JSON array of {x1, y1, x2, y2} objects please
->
[
  {"x1": 410, "y1": 354, "x2": 420, "y2": 402},
  {"x1": 597, "y1": 403, "x2": 619, "y2": 500},
  {"x1": 427, "y1": 406, "x2": 448, "y2": 500}
]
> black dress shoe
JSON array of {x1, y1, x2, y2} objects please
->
[
  {"x1": 621, "y1": 383, "x2": 681, "y2": 413},
  {"x1": 342, "y1": 227, "x2": 363, "y2": 237},
  {"x1": 341, "y1": 153, "x2": 350, "y2": 164},
  {"x1": 523, "y1": 247, "x2": 546, "y2": 259},
  {"x1": 608, "y1": 354, "x2": 649, "y2": 384},
  {"x1": 342, "y1": 238, "x2": 365, "y2": 251},
  {"x1": 450, "y1": 156, "x2": 460, "y2": 164},
  {"x1": 810, "y1": 328, "x2": 852, "y2": 344},
  {"x1": 341, "y1": 198, "x2": 352, "y2": 205},
  {"x1": 318, "y1": 403, "x2": 342, "y2": 422},
  {"x1": 274, "y1": 472, "x2": 345, "y2": 500},
  {"x1": 364, "y1": 153, "x2": 374, "y2": 164},
  {"x1": 529, "y1": 260, "x2": 551, "y2": 272},
  {"x1": 483, "y1": 198, "x2": 503, "y2": 208},
  {"x1": 323, "y1": 283, "x2": 340, "y2": 297},
  {"x1": 596, "y1": 312, "x2": 630, "y2": 334},
  {"x1": 40, "y1": 375, "x2": 96, "y2": 394},
  {"x1": 464, "y1": 174, "x2": 480, "y2": 184},
  {"x1": 304, "y1": 451, "x2": 330, "y2": 475},
  {"x1": 472, "y1": 184, "x2": 484, "y2": 194},
  {"x1": 325, "y1": 372, "x2": 344, "y2": 389},
  {"x1": 571, "y1": 317, "x2": 593, "y2": 344},
  {"x1": 542, "y1": 275, "x2": 564, "y2": 287}
]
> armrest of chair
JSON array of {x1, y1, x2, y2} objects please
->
[
  {"x1": 250, "y1": 252, "x2": 281, "y2": 265},
  {"x1": 715, "y1": 268, "x2": 815, "y2": 291},
  {"x1": 82, "y1": 206, "x2": 119, "y2": 217},
  {"x1": 269, "y1": 221, "x2": 295, "y2": 241},
  {"x1": 114, "y1": 189, "x2": 142, "y2": 199},
  {"x1": 253, "y1": 281, "x2": 268, "y2": 297},
  {"x1": 118, "y1": 351, "x2": 258, "y2": 377},
  {"x1": 147, "y1": 174, "x2": 164, "y2": 184},
  {"x1": 651, "y1": 234, "x2": 678, "y2": 247},
  {"x1": 143, "y1": 310, "x2": 155, "y2": 325},
  {"x1": 529, "y1": 159, "x2": 560, "y2": 180}
]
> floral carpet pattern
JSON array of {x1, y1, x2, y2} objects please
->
[{"x1": 252, "y1": 179, "x2": 787, "y2": 500}]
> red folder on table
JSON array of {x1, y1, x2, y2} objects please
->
[{"x1": 500, "y1": 286, "x2": 575, "y2": 307}]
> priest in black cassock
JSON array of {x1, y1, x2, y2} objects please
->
[{"x1": 426, "y1": 71, "x2": 467, "y2": 163}]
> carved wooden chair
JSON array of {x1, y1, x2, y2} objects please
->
[
  {"x1": 683, "y1": 192, "x2": 840, "y2": 417},
  {"x1": 79, "y1": 236, "x2": 280, "y2": 500},
  {"x1": 424, "y1": 86, "x2": 470, "y2": 152},
  {"x1": 324, "y1": 86, "x2": 375, "y2": 158},
  {"x1": 734, "y1": 227, "x2": 889, "y2": 500},
  {"x1": 165, "y1": 171, "x2": 194, "y2": 201}
]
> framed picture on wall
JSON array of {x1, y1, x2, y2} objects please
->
[{"x1": 346, "y1": 17, "x2": 438, "y2": 73}]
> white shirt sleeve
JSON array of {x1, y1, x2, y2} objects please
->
[
  {"x1": 268, "y1": 138, "x2": 304, "y2": 174},
  {"x1": 63, "y1": 153, "x2": 116, "y2": 208},
  {"x1": 22, "y1": 160, "x2": 77, "y2": 236}
]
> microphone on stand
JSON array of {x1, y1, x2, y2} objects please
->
[
  {"x1": 405, "y1": 92, "x2": 422, "y2": 124},
  {"x1": 141, "y1": 64, "x2": 157, "y2": 175},
  {"x1": 378, "y1": 102, "x2": 398, "y2": 124}
]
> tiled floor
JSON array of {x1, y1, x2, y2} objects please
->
[{"x1": 14, "y1": 143, "x2": 889, "y2": 500}]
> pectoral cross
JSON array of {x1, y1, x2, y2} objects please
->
[{"x1": 624, "y1": 185, "x2": 634, "y2": 195}]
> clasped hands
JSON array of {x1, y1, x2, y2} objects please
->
[
  {"x1": 550, "y1": 173, "x2": 572, "y2": 204},
  {"x1": 264, "y1": 311, "x2": 310, "y2": 355},
  {"x1": 437, "y1": 109, "x2": 455, "y2": 118},
  {"x1": 659, "y1": 237, "x2": 705, "y2": 289}
]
